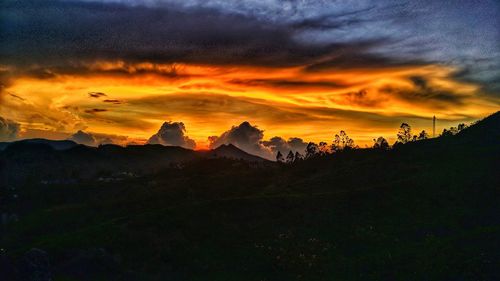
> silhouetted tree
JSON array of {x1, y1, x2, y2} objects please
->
[
  {"x1": 286, "y1": 151, "x2": 295, "y2": 164},
  {"x1": 276, "y1": 151, "x2": 284, "y2": 163},
  {"x1": 441, "y1": 123, "x2": 468, "y2": 137},
  {"x1": 373, "y1": 137, "x2": 389, "y2": 150},
  {"x1": 332, "y1": 130, "x2": 355, "y2": 152},
  {"x1": 294, "y1": 151, "x2": 303, "y2": 162},
  {"x1": 305, "y1": 142, "x2": 319, "y2": 159},
  {"x1": 441, "y1": 126, "x2": 458, "y2": 137},
  {"x1": 318, "y1": 142, "x2": 330, "y2": 155},
  {"x1": 396, "y1": 123, "x2": 412, "y2": 144},
  {"x1": 417, "y1": 130, "x2": 428, "y2": 140}
]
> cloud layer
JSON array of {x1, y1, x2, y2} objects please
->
[
  {"x1": 262, "y1": 137, "x2": 308, "y2": 156},
  {"x1": 209, "y1": 122, "x2": 271, "y2": 158},
  {"x1": 0, "y1": 116, "x2": 20, "y2": 141},
  {"x1": 209, "y1": 121, "x2": 310, "y2": 160},
  {"x1": 68, "y1": 130, "x2": 132, "y2": 146},
  {"x1": 1, "y1": 0, "x2": 498, "y2": 90},
  {"x1": 147, "y1": 121, "x2": 196, "y2": 149},
  {"x1": 0, "y1": 0, "x2": 499, "y2": 147},
  {"x1": 68, "y1": 130, "x2": 97, "y2": 146}
]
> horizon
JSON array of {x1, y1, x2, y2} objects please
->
[{"x1": 1, "y1": 110, "x2": 497, "y2": 161}]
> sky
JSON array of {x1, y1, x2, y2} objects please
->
[{"x1": 0, "y1": 0, "x2": 499, "y2": 158}]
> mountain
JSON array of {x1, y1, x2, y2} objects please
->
[
  {"x1": 0, "y1": 138, "x2": 78, "y2": 151},
  {"x1": 0, "y1": 142, "x2": 8, "y2": 151},
  {"x1": 0, "y1": 141, "x2": 267, "y2": 183},
  {"x1": 456, "y1": 111, "x2": 500, "y2": 144},
  {"x1": 203, "y1": 144, "x2": 268, "y2": 162}
]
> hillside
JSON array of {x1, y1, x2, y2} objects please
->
[
  {"x1": 202, "y1": 143, "x2": 268, "y2": 162},
  {"x1": 0, "y1": 139, "x2": 78, "y2": 151},
  {"x1": 0, "y1": 112, "x2": 499, "y2": 281},
  {"x1": 0, "y1": 142, "x2": 267, "y2": 184}
]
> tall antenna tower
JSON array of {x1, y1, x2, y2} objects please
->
[{"x1": 433, "y1": 115, "x2": 436, "y2": 138}]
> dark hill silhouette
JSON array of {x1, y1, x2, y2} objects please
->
[
  {"x1": 0, "y1": 111, "x2": 498, "y2": 281},
  {"x1": 0, "y1": 141, "x2": 267, "y2": 183},
  {"x1": 455, "y1": 110, "x2": 500, "y2": 144},
  {"x1": 0, "y1": 138, "x2": 78, "y2": 151},
  {"x1": 203, "y1": 144, "x2": 268, "y2": 162},
  {"x1": 0, "y1": 142, "x2": 9, "y2": 151}
]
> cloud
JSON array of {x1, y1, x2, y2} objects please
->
[
  {"x1": 0, "y1": 0, "x2": 408, "y2": 78},
  {"x1": 147, "y1": 121, "x2": 196, "y2": 149},
  {"x1": 68, "y1": 130, "x2": 97, "y2": 146},
  {"x1": 88, "y1": 92, "x2": 107, "y2": 98},
  {"x1": 208, "y1": 122, "x2": 310, "y2": 159},
  {"x1": 0, "y1": 116, "x2": 20, "y2": 141},
  {"x1": 208, "y1": 121, "x2": 275, "y2": 159},
  {"x1": 98, "y1": 137, "x2": 114, "y2": 145},
  {"x1": 229, "y1": 78, "x2": 347, "y2": 90},
  {"x1": 303, "y1": 51, "x2": 423, "y2": 72},
  {"x1": 381, "y1": 76, "x2": 468, "y2": 108},
  {"x1": 84, "y1": 108, "x2": 108, "y2": 114},
  {"x1": 262, "y1": 136, "x2": 308, "y2": 155},
  {"x1": 451, "y1": 57, "x2": 500, "y2": 96},
  {"x1": 1, "y1": 0, "x2": 498, "y2": 147},
  {"x1": 68, "y1": 130, "x2": 132, "y2": 146},
  {"x1": 8, "y1": 93, "x2": 25, "y2": 101},
  {"x1": 1, "y1": 0, "x2": 499, "y2": 99},
  {"x1": 128, "y1": 93, "x2": 316, "y2": 124},
  {"x1": 103, "y1": 99, "x2": 122, "y2": 104},
  {"x1": 334, "y1": 89, "x2": 385, "y2": 107}
]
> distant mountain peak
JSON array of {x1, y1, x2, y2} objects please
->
[
  {"x1": 214, "y1": 143, "x2": 239, "y2": 151},
  {"x1": 211, "y1": 143, "x2": 267, "y2": 162}
]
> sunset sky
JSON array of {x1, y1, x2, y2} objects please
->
[{"x1": 1, "y1": 0, "x2": 499, "y2": 157}]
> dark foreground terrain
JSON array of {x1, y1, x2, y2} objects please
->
[{"x1": 1, "y1": 112, "x2": 499, "y2": 281}]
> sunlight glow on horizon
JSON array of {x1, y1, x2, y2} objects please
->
[{"x1": 1, "y1": 61, "x2": 498, "y2": 149}]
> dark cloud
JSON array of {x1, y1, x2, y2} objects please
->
[
  {"x1": 229, "y1": 78, "x2": 347, "y2": 89},
  {"x1": 8, "y1": 93, "x2": 25, "y2": 101},
  {"x1": 84, "y1": 108, "x2": 108, "y2": 114},
  {"x1": 68, "y1": 130, "x2": 97, "y2": 146},
  {"x1": 450, "y1": 58, "x2": 500, "y2": 97},
  {"x1": 303, "y1": 51, "x2": 425, "y2": 72},
  {"x1": 68, "y1": 130, "x2": 130, "y2": 146},
  {"x1": 262, "y1": 136, "x2": 308, "y2": 155},
  {"x1": 290, "y1": 6, "x2": 378, "y2": 31},
  {"x1": 208, "y1": 121, "x2": 272, "y2": 159},
  {"x1": 103, "y1": 99, "x2": 122, "y2": 104},
  {"x1": 381, "y1": 76, "x2": 467, "y2": 107},
  {"x1": 409, "y1": 76, "x2": 428, "y2": 89},
  {"x1": 336, "y1": 89, "x2": 385, "y2": 107},
  {"x1": 0, "y1": 0, "x2": 400, "y2": 74},
  {"x1": 0, "y1": 116, "x2": 20, "y2": 141},
  {"x1": 147, "y1": 121, "x2": 196, "y2": 149},
  {"x1": 1, "y1": 0, "x2": 498, "y2": 99},
  {"x1": 88, "y1": 92, "x2": 107, "y2": 98}
]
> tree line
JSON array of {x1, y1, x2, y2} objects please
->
[{"x1": 276, "y1": 121, "x2": 469, "y2": 163}]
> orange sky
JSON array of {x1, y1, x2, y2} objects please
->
[{"x1": 0, "y1": 61, "x2": 498, "y2": 148}]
